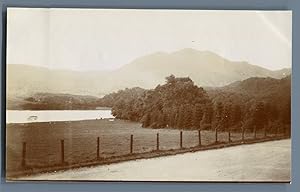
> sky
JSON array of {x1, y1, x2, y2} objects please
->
[{"x1": 7, "y1": 8, "x2": 292, "y2": 71}]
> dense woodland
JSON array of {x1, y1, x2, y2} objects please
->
[{"x1": 99, "y1": 75, "x2": 291, "y2": 133}]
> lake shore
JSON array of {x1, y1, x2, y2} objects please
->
[{"x1": 6, "y1": 109, "x2": 114, "y2": 123}]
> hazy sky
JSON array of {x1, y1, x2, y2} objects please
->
[{"x1": 7, "y1": 8, "x2": 292, "y2": 71}]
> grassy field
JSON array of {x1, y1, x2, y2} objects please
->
[
  {"x1": 6, "y1": 119, "x2": 281, "y2": 176},
  {"x1": 19, "y1": 139, "x2": 291, "y2": 182}
]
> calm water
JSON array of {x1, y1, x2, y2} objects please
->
[{"x1": 6, "y1": 110, "x2": 114, "y2": 123}]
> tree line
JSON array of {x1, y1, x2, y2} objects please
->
[{"x1": 99, "y1": 75, "x2": 291, "y2": 133}]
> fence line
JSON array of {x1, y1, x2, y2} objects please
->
[
  {"x1": 60, "y1": 140, "x2": 65, "y2": 165},
  {"x1": 97, "y1": 137, "x2": 100, "y2": 160},
  {"x1": 198, "y1": 130, "x2": 201, "y2": 146},
  {"x1": 130, "y1": 134, "x2": 133, "y2": 154},
  {"x1": 156, "y1": 133, "x2": 160, "y2": 151},
  {"x1": 180, "y1": 131, "x2": 183, "y2": 149},
  {"x1": 19, "y1": 127, "x2": 290, "y2": 170},
  {"x1": 242, "y1": 127, "x2": 245, "y2": 141}
]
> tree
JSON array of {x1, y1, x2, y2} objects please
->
[
  {"x1": 222, "y1": 104, "x2": 231, "y2": 131},
  {"x1": 177, "y1": 105, "x2": 185, "y2": 128},
  {"x1": 232, "y1": 104, "x2": 242, "y2": 125},
  {"x1": 141, "y1": 113, "x2": 151, "y2": 127},
  {"x1": 183, "y1": 105, "x2": 193, "y2": 129},
  {"x1": 253, "y1": 102, "x2": 266, "y2": 130},
  {"x1": 214, "y1": 102, "x2": 224, "y2": 130},
  {"x1": 281, "y1": 97, "x2": 291, "y2": 125},
  {"x1": 200, "y1": 104, "x2": 213, "y2": 130},
  {"x1": 192, "y1": 104, "x2": 203, "y2": 129},
  {"x1": 165, "y1": 74, "x2": 176, "y2": 84}
]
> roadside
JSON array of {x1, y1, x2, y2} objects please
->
[
  {"x1": 8, "y1": 136, "x2": 290, "y2": 180},
  {"x1": 17, "y1": 139, "x2": 291, "y2": 182}
]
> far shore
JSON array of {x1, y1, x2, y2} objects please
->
[{"x1": 6, "y1": 107, "x2": 112, "y2": 111}]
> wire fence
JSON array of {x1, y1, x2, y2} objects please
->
[{"x1": 11, "y1": 126, "x2": 290, "y2": 177}]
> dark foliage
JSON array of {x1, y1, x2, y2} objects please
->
[
  {"x1": 21, "y1": 93, "x2": 102, "y2": 110},
  {"x1": 101, "y1": 75, "x2": 212, "y2": 129},
  {"x1": 100, "y1": 75, "x2": 291, "y2": 133}
]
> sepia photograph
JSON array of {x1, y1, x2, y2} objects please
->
[{"x1": 6, "y1": 8, "x2": 291, "y2": 182}]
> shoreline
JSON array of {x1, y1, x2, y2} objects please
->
[{"x1": 6, "y1": 107, "x2": 112, "y2": 111}]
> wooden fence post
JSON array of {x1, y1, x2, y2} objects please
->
[
  {"x1": 228, "y1": 128, "x2": 231, "y2": 143},
  {"x1": 156, "y1": 133, "x2": 160, "y2": 151},
  {"x1": 242, "y1": 127, "x2": 245, "y2": 142},
  {"x1": 215, "y1": 128, "x2": 218, "y2": 143},
  {"x1": 180, "y1": 131, "x2": 183, "y2": 149},
  {"x1": 97, "y1": 137, "x2": 100, "y2": 160},
  {"x1": 198, "y1": 130, "x2": 202, "y2": 146},
  {"x1": 61, "y1": 139, "x2": 65, "y2": 164},
  {"x1": 130, "y1": 134, "x2": 133, "y2": 154},
  {"x1": 21, "y1": 142, "x2": 26, "y2": 168}
]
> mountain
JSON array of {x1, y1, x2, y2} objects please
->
[
  {"x1": 114, "y1": 49, "x2": 290, "y2": 88},
  {"x1": 7, "y1": 49, "x2": 291, "y2": 100}
]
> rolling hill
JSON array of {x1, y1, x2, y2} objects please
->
[
  {"x1": 7, "y1": 75, "x2": 291, "y2": 111},
  {"x1": 7, "y1": 48, "x2": 291, "y2": 101},
  {"x1": 207, "y1": 75, "x2": 291, "y2": 112}
]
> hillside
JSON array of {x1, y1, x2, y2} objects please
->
[
  {"x1": 6, "y1": 64, "x2": 110, "y2": 98},
  {"x1": 7, "y1": 93, "x2": 102, "y2": 110},
  {"x1": 207, "y1": 75, "x2": 291, "y2": 106},
  {"x1": 207, "y1": 75, "x2": 291, "y2": 130},
  {"x1": 7, "y1": 49, "x2": 290, "y2": 100},
  {"x1": 114, "y1": 49, "x2": 290, "y2": 88}
]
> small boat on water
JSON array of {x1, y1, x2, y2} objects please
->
[{"x1": 27, "y1": 115, "x2": 38, "y2": 121}]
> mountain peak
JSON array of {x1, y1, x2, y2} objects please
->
[
  {"x1": 171, "y1": 48, "x2": 226, "y2": 62},
  {"x1": 175, "y1": 48, "x2": 198, "y2": 53},
  {"x1": 173, "y1": 48, "x2": 213, "y2": 55}
]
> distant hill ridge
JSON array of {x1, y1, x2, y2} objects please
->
[
  {"x1": 7, "y1": 48, "x2": 291, "y2": 99},
  {"x1": 7, "y1": 75, "x2": 291, "y2": 110}
]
